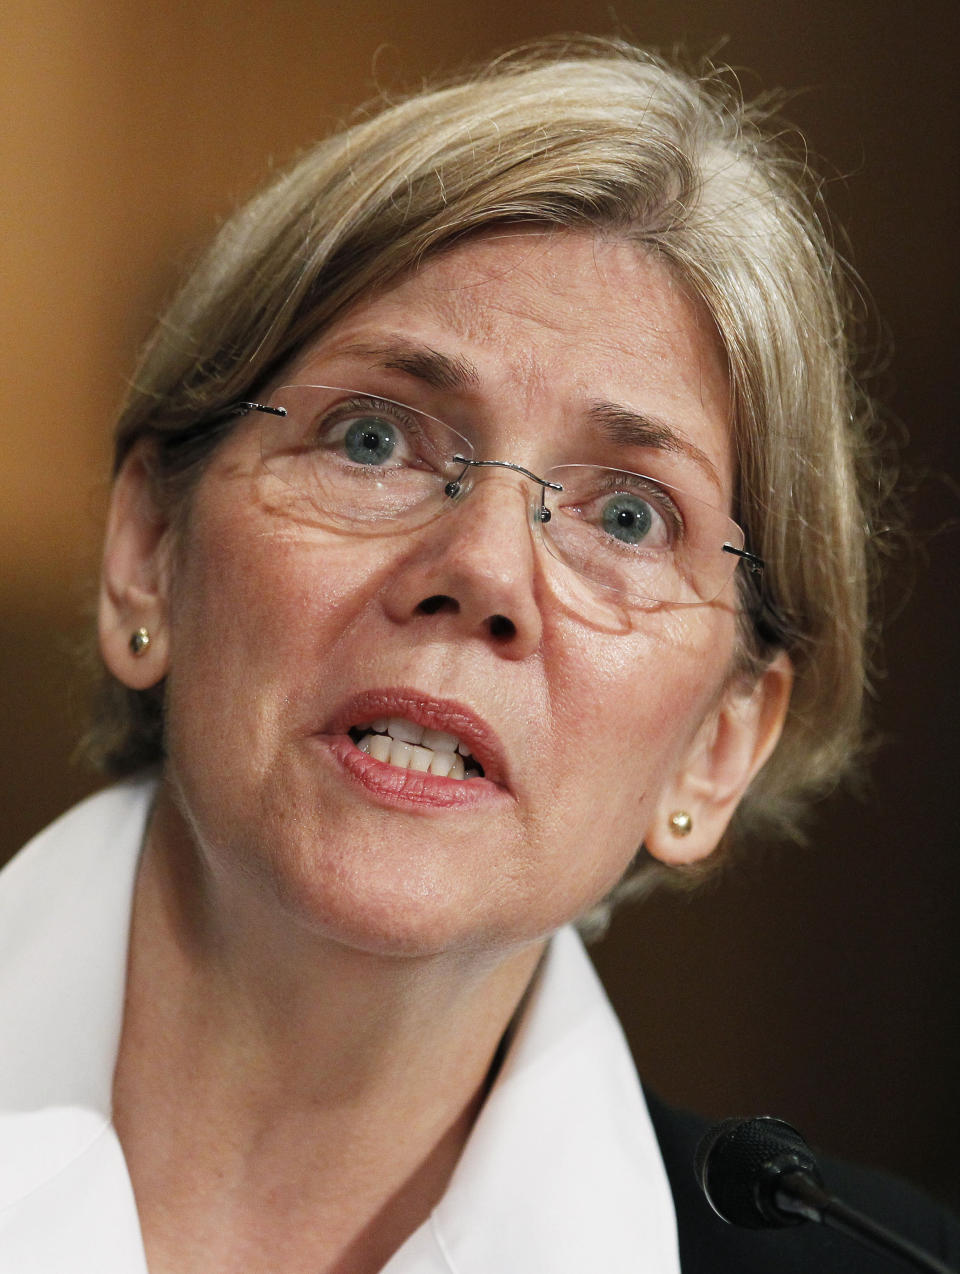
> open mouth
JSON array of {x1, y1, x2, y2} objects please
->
[{"x1": 348, "y1": 717, "x2": 485, "y2": 781}]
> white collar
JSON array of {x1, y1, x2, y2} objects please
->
[
  {"x1": 0, "y1": 777, "x2": 153, "y2": 1272},
  {"x1": 400, "y1": 925, "x2": 682, "y2": 1273},
  {"x1": 0, "y1": 780, "x2": 680, "y2": 1274}
]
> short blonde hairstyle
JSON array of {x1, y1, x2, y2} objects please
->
[{"x1": 87, "y1": 37, "x2": 882, "y2": 908}]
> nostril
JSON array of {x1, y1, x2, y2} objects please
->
[
  {"x1": 488, "y1": 614, "x2": 516, "y2": 641},
  {"x1": 413, "y1": 597, "x2": 518, "y2": 643},
  {"x1": 416, "y1": 594, "x2": 459, "y2": 616}
]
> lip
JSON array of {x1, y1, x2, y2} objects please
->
[{"x1": 319, "y1": 687, "x2": 513, "y2": 805}]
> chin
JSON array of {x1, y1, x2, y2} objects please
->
[{"x1": 263, "y1": 835, "x2": 515, "y2": 960}]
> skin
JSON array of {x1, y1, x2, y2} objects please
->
[{"x1": 101, "y1": 229, "x2": 791, "y2": 1273}]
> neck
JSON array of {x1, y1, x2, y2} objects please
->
[{"x1": 112, "y1": 784, "x2": 545, "y2": 1274}]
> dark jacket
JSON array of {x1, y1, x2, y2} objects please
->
[{"x1": 646, "y1": 1091, "x2": 960, "y2": 1272}]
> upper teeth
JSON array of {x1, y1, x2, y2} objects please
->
[
  {"x1": 366, "y1": 717, "x2": 472, "y2": 753},
  {"x1": 353, "y1": 717, "x2": 480, "y2": 780}
]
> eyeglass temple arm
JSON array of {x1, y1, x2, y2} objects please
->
[
  {"x1": 722, "y1": 543, "x2": 765, "y2": 575},
  {"x1": 221, "y1": 400, "x2": 287, "y2": 419},
  {"x1": 158, "y1": 400, "x2": 287, "y2": 450},
  {"x1": 723, "y1": 545, "x2": 796, "y2": 648}
]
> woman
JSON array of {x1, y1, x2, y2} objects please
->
[{"x1": 2, "y1": 39, "x2": 955, "y2": 1274}]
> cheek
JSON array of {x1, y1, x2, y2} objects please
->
[
  {"x1": 161, "y1": 506, "x2": 400, "y2": 767},
  {"x1": 547, "y1": 608, "x2": 735, "y2": 813},
  {"x1": 170, "y1": 514, "x2": 380, "y2": 663}
]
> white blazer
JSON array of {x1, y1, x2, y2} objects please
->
[{"x1": 0, "y1": 779, "x2": 681, "y2": 1273}]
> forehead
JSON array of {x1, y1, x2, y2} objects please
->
[
  {"x1": 396, "y1": 231, "x2": 718, "y2": 377},
  {"x1": 289, "y1": 229, "x2": 732, "y2": 491}
]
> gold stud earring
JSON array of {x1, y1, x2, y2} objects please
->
[
  {"x1": 668, "y1": 810, "x2": 693, "y2": 838},
  {"x1": 129, "y1": 626, "x2": 151, "y2": 656}
]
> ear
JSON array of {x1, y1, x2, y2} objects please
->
[
  {"x1": 98, "y1": 448, "x2": 172, "y2": 690},
  {"x1": 645, "y1": 651, "x2": 793, "y2": 866}
]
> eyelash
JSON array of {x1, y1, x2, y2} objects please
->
[
  {"x1": 315, "y1": 395, "x2": 448, "y2": 467},
  {"x1": 577, "y1": 475, "x2": 684, "y2": 531},
  {"x1": 323, "y1": 395, "x2": 419, "y2": 434}
]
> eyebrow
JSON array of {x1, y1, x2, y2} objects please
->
[
  {"x1": 336, "y1": 339, "x2": 481, "y2": 393},
  {"x1": 587, "y1": 401, "x2": 722, "y2": 492}
]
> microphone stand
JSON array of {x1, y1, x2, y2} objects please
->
[{"x1": 774, "y1": 1169, "x2": 957, "y2": 1274}]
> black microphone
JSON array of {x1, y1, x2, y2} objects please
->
[{"x1": 695, "y1": 1115, "x2": 957, "y2": 1274}]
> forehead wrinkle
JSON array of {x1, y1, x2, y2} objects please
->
[
  {"x1": 409, "y1": 296, "x2": 556, "y2": 416},
  {"x1": 424, "y1": 254, "x2": 574, "y2": 341}
]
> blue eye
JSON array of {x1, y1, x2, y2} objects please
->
[
  {"x1": 601, "y1": 494, "x2": 655, "y2": 543},
  {"x1": 343, "y1": 416, "x2": 399, "y2": 465}
]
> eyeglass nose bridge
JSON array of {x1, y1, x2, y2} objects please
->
[{"x1": 444, "y1": 454, "x2": 564, "y2": 523}]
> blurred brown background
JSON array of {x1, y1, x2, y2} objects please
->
[{"x1": 3, "y1": 0, "x2": 958, "y2": 1210}]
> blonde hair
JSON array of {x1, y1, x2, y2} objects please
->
[{"x1": 87, "y1": 37, "x2": 882, "y2": 908}]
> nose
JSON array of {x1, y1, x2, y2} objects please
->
[{"x1": 380, "y1": 468, "x2": 545, "y2": 659}]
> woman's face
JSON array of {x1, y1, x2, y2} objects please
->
[{"x1": 109, "y1": 230, "x2": 779, "y2": 958}]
